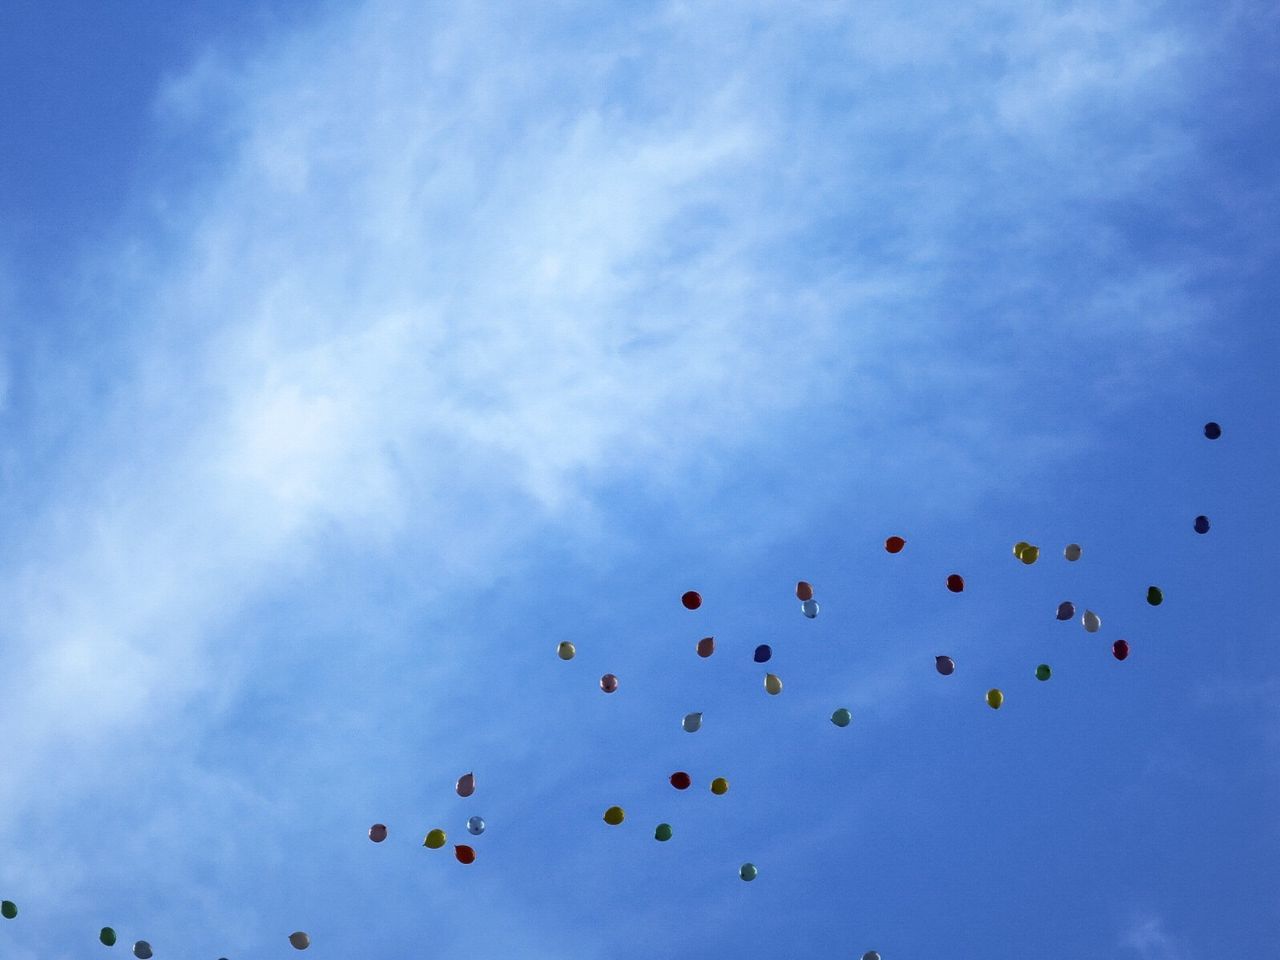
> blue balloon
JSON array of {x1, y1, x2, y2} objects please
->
[
  {"x1": 467, "y1": 816, "x2": 485, "y2": 836},
  {"x1": 1194, "y1": 515, "x2": 1210, "y2": 534},
  {"x1": 800, "y1": 598, "x2": 819, "y2": 618}
]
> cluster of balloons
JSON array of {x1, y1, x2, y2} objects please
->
[{"x1": 796, "y1": 580, "x2": 820, "y2": 618}]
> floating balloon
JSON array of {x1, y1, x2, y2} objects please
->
[
  {"x1": 0, "y1": 901, "x2": 14, "y2": 920},
  {"x1": 696, "y1": 636, "x2": 716, "y2": 658},
  {"x1": 739, "y1": 863, "x2": 758, "y2": 882},
  {"x1": 655, "y1": 823, "x2": 673, "y2": 842},
  {"x1": 1204, "y1": 421, "x2": 1221, "y2": 439},
  {"x1": 1036, "y1": 664, "x2": 1052, "y2": 681},
  {"x1": 753, "y1": 644, "x2": 772, "y2": 663},
  {"x1": 1082, "y1": 610, "x2": 1101, "y2": 633},
  {"x1": 101, "y1": 928, "x2": 118, "y2": 946},
  {"x1": 424, "y1": 829, "x2": 447, "y2": 849},
  {"x1": 801, "y1": 598, "x2": 820, "y2": 618},
  {"x1": 670, "y1": 771, "x2": 692, "y2": 790},
  {"x1": 682, "y1": 591, "x2": 702, "y2": 610},
  {"x1": 935, "y1": 655, "x2": 955, "y2": 676},
  {"x1": 1113, "y1": 639, "x2": 1130, "y2": 661},
  {"x1": 862, "y1": 953, "x2": 882, "y2": 960},
  {"x1": 1064, "y1": 543, "x2": 1082, "y2": 561},
  {"x1": 1056, "y1": 601, "x2": 1075, "y2": 621},
  {"x1": 986, "y1": 689, "x2": 1003, "y2": 709},
  {"x1": 1194, "y1": 515, "x2": 1210, "y2": 534},
  {"x1": 1013, "y1": 540, "x2": 1031, "y2": 559},
  {"x1": 133, "y1": 942, "x2": 153, "y2": 960},
  {"x1": 557, "y1": 641, "x2": 576, "y2": 660},
  {"x1": 456, "y1": 772, "x2": 476, "y2": 797},
  {"x1": 682, "y1": 712, "x2": 703, "y2": 732},
  {"x1": 455, "y1": 845, "x2": 476, "y2": 864},
  {"x1": 289, "y1": 932, "x2": 311, "y2": 950},
  {"x1": 603, "y1": 806, "x2": 625, "y2": 826},
  {"x1": 764, "y1": 673, "x2": 783, "y2": 695},
  {"x1": 885, "y1": 536, "x2": 906, "y2": 554},
  {"x1": 831, "y1": 707, "x2": 852, "y2": 727},
  {"x1": 467, "y1": 816, "x2": 485, "y2": 836},
  {"x1": 711, "y1": 777, "x2": 730, "y2": 795},
  {"x1": 1147, "y1": 586, "x2": 1163, "y2": 606},
  {"x1": 600, "y1": 673, "x2": 619, "y2": 693},
  {"x1": 1020, "y1": 544, "x2": 1039, "y2": 565},
  {"x1": 796, "y1": 580, "x2": 814, "y2": 601},
  {"x1": 946, "y1": 574, "x2": 965, "y2": 593},
  {"x1": 368, "y1": 823, "x2": 387, "y2": 843}
]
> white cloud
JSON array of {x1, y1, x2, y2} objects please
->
[{"x1": 1122, "y1": 912, "x2": 1192, "y2": 960}]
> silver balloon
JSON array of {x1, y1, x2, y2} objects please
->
[
  {"x1": 467, "y1": 815, "x2": 485, "y2": 836},
  {"x1": 801, "y1": 598, "x2": 819, "y2": 618},
  {"x1": 862, "y1": 953, "x2": 882, "y2": 960},
  {"x1": 682, "y1": 712, "x2": 703, "y2": 733},
  {"x1": 1064, "y1": 543, "x2": 1082, "y2": 561},
  {"x1": 133, "y1": 943, "x2": 153, "y2": 960},
  {"x1": 1082, "y1": 609, "x2": 1101, "y2": 633}
]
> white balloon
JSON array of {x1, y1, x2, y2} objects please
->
[{"x1": 1082, "y1": 609, "x2": 1101, "y2": 633}]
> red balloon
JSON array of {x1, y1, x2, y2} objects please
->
[
  {"x1": 368, "y1": 823, "x2": 387, "y2": 843},
  {"x1": 454, "y1": 845, "x2": 476, "y2": 864},
  {"x1": 681, "y1": 591, "x2": 702, "y2": 610},
  {"x1": 670, "y1": 771, "x2": 692, "y2": 790},
  {"x1": 946, "y1": 574, "x2": 965, "y2": 593},
  {"x1": 795, "y1": 581, "x2": 814, "y2": 601},
  {"x1": 696, "y1": 636, "x2": 715, "y2": 658},
  {"x1": 885, "y1": 536, "x2": 906, "y2": 554},
  {"x1": 1112, "y1": 639, "x2": 1130, "y2": 661},
  {"x1": 600, "y1": 673, "x2": 619, "y2": 693}
]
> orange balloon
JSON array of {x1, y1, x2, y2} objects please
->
[
  {"x1": 795, "y1": 581, "x2": 814, "y2": 601},
  {"x1": 885, "y1": 536, "x2": 906, "y2": 554}
]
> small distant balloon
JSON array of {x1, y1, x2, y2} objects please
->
[
  {"x1": 100, "y1": 928, "x2": 118, "y2": 946},
  {"x1": 670, "y1": 771, "x2": 692, "y2": 790},
  {"x1": 682, "y1": 591, "x2": 702, "y2": 610},
  {"x1": 1064, "y1": 543, "x2": 1082, "y2": 561},
  {"x1": 1194, "y1": 515, "x2": 1210, "y2": 534},
  {"x1": 467, "y1": 816, "x2": 486, "y2": 836},
  {"x1": 831, "y1": 707, "x2": 852, "y2": 727},
  {"x1": 801, "y1": 598, "x2": 820, "y2": 618},
  {"x1": 603, "y1": 806, "x2": 625, "y2": 826},
  {"x1": 1113, "y1": 639, "x2": 1130, "y2": 661},
  {"x1": 1147, "y1": 586, "x2": 1163, "y2": 606},
  {"x1": 1020, "y1": 544, "x2": 1040, "y2": 564},
  {"x1": 1036, "y1": 664, "x2": 1052, "y2": 681},
  {"x1": 739, "y1": 863, "x2": 758, "y2": 882},
  {"x1": 946, "y1": 574, "x2": 965, "y2": 593},
  {"x1": 0, "y1": 901, "x2": 14, "y2": 920},
  {"x1": 455, "y1": 844, "x2": 476, "y2": 864},
  {"x1": 1204, "y1": 421, "x2": 1221, "y2": 439},
  {"x1": 456, "y1": 772, "x2": 476, "y2": 798},
  {"x1": 682, "y1": 712, "x2": 703, "y2": 732},
  {"x1": 935, "y1": 655, "x2": 955, "y2": 676},
  {"x1": 368, "y1": 823, "x2": 387, "y2": 843},
  {"x1": 289, "y1": 932, "x2": 311, "y2": 950},
  {"x1": 753, "y1": 644, "x2": 772, "y2": 663},
  {"x1": 557, "y1": 641, "x2": 576, "y2": 660},
  {"x1": 796, "y1": 580, "x2": 814, "y2": 601},
  {"x1": 1013, "y1": 540, "x2": 1031, "y2": 559},
  {"x1": 986, "y1": 689, "x2": 1003, "y2": 709},
  {"x1": 1082, "y1": 610, "x2": 1101, "y2": 633},
  {"x1": 764, "y1": 673, "x2": 783, "y2": 695},
  {"x1": 424, "y1": 829, "x2": 447, "y2": 849},
  {"x1": 696, "y1": 636, "x2": 715, "y2": 658},
  {"x1": 133, "y1": 943, "x2": 153, "y2": 960},
  {"x1": 711, "y1": 777, "x2": 730, "y2": 795},
  {"x1": 885, "y1": 536, "x2": 906, "y2": 554},
  {"x1": 600, "y1": 673, "x2": 619, "y2": 693},
  {"x1": 655, "y1": 823, "x2": 673, "y2": 842},
  {"x1": 862, "y1": 953, "x2": 882, "y2": 960},
  {"x1": 1056, "y1": 601, "x2": 1075, "y2": 621}
]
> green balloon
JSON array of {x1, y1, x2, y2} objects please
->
[
  {"x1": 739, "y1": 863, "x2": 758, "y2": 882},
  {"x1": 1035, "y1": 664, "x2": 1051, "y2": 681},
  {"x1": 831, "y1": 708, "x2": 852, "y2": 727},
  {"x1": 101, "y1": 927, "x2": 118, "y2": 946},
  {"x1": 655, "y1": 823, "x2": 673, "y2": 842},
  {"x1": 1147, "y1": 586, "x2": 1163, "y2": 606},
  {"x1": 0, "y1": 901, "x2": 15, "y2": 919}
]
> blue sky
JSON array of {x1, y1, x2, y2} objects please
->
[{"x1": 1, "y1": 1, "x2": 1277, "y2": 958}]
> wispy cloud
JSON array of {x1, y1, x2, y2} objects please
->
[{"x1": 1122, "y1": 912, "x2": 1192, "y2": 960}]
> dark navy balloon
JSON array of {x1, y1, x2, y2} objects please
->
[
  {"x1": 1204, "y1": 422, "x2": 1221, "y2": 439},
  {"x1": 1056, "y1": 601, "x2": 1075, "y2": 621},
  {"x1": 935, "y1": 655, "x2": 955, "y2": 676},
  {"x1": 753, "y1": 644, "x2": 772, "y2": 663},
  {"x1": 1194, "y1": 515, "x2": 1210, "y2": 534}
]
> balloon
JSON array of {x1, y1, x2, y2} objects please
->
[
  {"x1": 1147, "y1": 586, "x2": 1163, "y2": 606},
  {"x1": 1020, "y1": 544, "x2": 1039, "y2": 565},
  {"x1": 801, "y1": 598, "x2": 820, "y2": 618},
  {"x1": 133, "y1": 942, "x2": 153, "y2": 960},
  {"x1": 456, "y1": 772, "x2": 476, "y2": 797},
  {"x1": 600, "y1": 673, "x2": 619, "y2": 693},
  {"x1": 557, "y1": 641, "x2": 576, "y2": 660},
  {"x1": 885, "y1": 536, "x2": 906, "y2": 554},
  {"x1": 696, "y1": 636, "x2": 716, "y2": 658},
  {"x1": 655, "y1": 823, "x2": 673, "y2": 842},
  {"x1": 455, "y1": 844, "x2": 476, "y2": 864},
  {"x1": 682, "y1": 712, "x2": 703, "y2": 732},
  {"x1": 863, "y1": 953, "x2": 882, "y2": 960},
  {"x1": 1036, "y1": 664, "x2": 1052, "y2": 681},
  {"x1": 1204, "y1": 421, "x2": 1221, "y2": 439},
  {"x1": 753, "y1": 644, "x2": 772, "y2": 663},
  {"x1": 739, "y1": 863, "x2": 758, "y2": 881},
  {"x1": 1056, "y1": 601, "x2": 1075, "y2": 621},
  {"x1": 946, "y1": 574, "x2": 964, "y2": 593},
  {"x1": 935, "y1": 655, "x2": 955, "y2": 676},
  {"x1": 670, "y1": 771, "x2": 692, "y2": 790},
  {"x1": 764, "y1": 673, "x2": 783, "y2": 695},
  {"x1": 603, "y1": 806, "x2": 625, "y2": 825},
  {"x1": 796, "y1": 581, "x2": 814, "y2": 601},
  {"x1": 101, "y1": 928, "x2": 118, "y2": 946},
  {"x1": 1194, "y1": 515, "x2": 1210, "y2": 534},
  {"x1": 986, "y1": 688, "x2": 1003, "y2": 709},
  {"x1": 1113, "y1": 639, "x2": 1130, "y2": 661},
  {"x1": 711, "y1": 777, "x2": 729, "y2": 795},
  {"x1": 682, "y1": 591, "x2": 702, "y2": 610},
  {"x1": 424, "y1": 829, "x2": 447, "y2": 849},
  {"x1": 369, "y1": 823, "x2": 387, "y2": 843},
  {"x1": 467, "y1": 816, "x2": 486, "y2": 836},
  {"x1": 1013, "y1": 540, "x2": 1030, "y2": 559},
  {"x1": 1064, "y1": 543, "x2": 1082, "y2": 561},
  {"x1": 0, "y1": 901, "x2": 14, "y2": 920},
  {"x1": 831, "y1": 707, "x2": 852, "y2": 727},
  {"x1": 1082, "y1": 610, "x2": 1101, "y2": 633},
  {"x1": 289, "y1": 932, "x2": 311, "y2": 950}
]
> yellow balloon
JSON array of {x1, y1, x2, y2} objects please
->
[
  {"x1": 764, "y1": 674, "x2": 783, "y2": 695},
  {"x1": 603, "y1": 806, "x2": 625, "y2": 825},
  {"x1": 1013, "y1": 541, "x2": 1030, "y2": 559},
  {"x1": 557, "y1": 641, "x2": 576, "y2": 660},
  {"x1": 1020, "y1": 544, "x2": 1039, "y2": 564},
  {"x1": 986, "y1": 688, "x2": 1004, "y2": 709},
  {"x1": 711, "y1": 777, "x2": 729, "y2": 795},
  {"x1": 423, "y1": 829, "x2": 447, "y2": 849}
]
